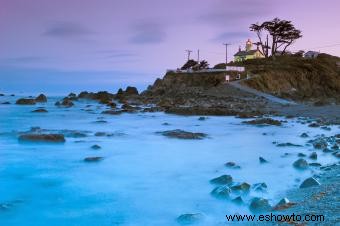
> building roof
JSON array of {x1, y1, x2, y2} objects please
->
[
  {"x1": 305, "y1": 51, "x2": 319, "y2": 55},
  {"x1": 234, "y1": 49, "x2": 258, "y2": 57}
]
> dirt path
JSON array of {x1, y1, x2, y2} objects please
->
[{"x1": 228, "y1": 80, "x2": 297, "y2": 105}]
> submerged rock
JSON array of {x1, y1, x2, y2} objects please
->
[
  {"x1": 94, "y1": 120, "x2": 108, "y2": 124},
  {"x1": 331, "y1": 144, "x2": 339, "y2": 150},
  {"x1": 210, "y1": 175, "x2": 233, "y2": 185},
  {"x1": 62, "y1": 131, "x2": 87, "y2": 138},
  {"x1": 176, "y1": 213, "x2": 204, "y2": 225},
  {"x1": 277, "y1": 142, "x2": 302, "y2": 147},
  {"x1": 83, "y1": 156, "x2": 104, "y2": 162},
  {"x1": 91, "y1": 144, "x2": 101, "y2": 150},
  {"x1": 1, "y1": 101, "x2": 10, "y2": 105},
  {"x1": 94, "y1": 132, "x2": 114, "y2": 137},
  {"x1": 252, "y1": 182, "x2": 267, "y2": 192},
  {"x1": 293, "y1": 158, "x2": 309, "y2": 169},
  {"x1": 249, "y1": 197, "x2": 271, "y2": 213},
  {"x1": 242, "y1": 118, "x2": 282, "y2": 126},
  {"x1": 312, "y1": 139, "x2": 328, "y2": 149},
  {"x1": 299, "y1": 177, "x2": 320, "y2": 188},
  {"x1": 106, "y1": 102, "x2": 117, "y2": 108},
  {"x1": 121, "y1": 104, "x2": 140, "y2": 112},
  {"x1": 101, "y1": 110, "x2": 122, "y2": 115},
  {"x1": 158, "y1": 129, "x2": 207, "y2": 140},
  {"x1": 211, "y1": 185, "x2": 232, "y2": 199},
  {"x1": 300, "y1": 133, "x2": 309, "y2": 138},
  {"x1": 308, "y1": 122, "x2": 320, "y2": 128},
  {"x1": 323, "y1": 148, "x2": 333, "y2": 153},
  {"x1": 35, "y1": 94, "x2": 47, "y2": 102},
  {"x1": 16, "y1": 98, "x2": 36, "y2": 105},
  {"x1": 225, "y1": 162, "x2": 241, "y2": 169},
  {"x1": 309, "y1": 152, "x2": 317, "y2": 160},
  {"x1": 31, "y1": 108, "x2": 48, "y2": 113},
  {"x1": 321, "y1": 126, "x2": 331, "y2": 131},
  {"x1": 309, "y1": 162, "x2": 321, "y2": 167},
  {"x1": 298, "y1": 153, "x2": 306, "y2": 157},
  {"x1": 18, "y1": 134, "x2": 65, "y2": 143},
  {"x1": 232, "y1": 196, "x2": 244, "y2": 205},
  {"x1": 259, "y1": 157, "x2": 268, "y2": 164},
  {"x1": 231, "y1": 182, "x2": 250, "y2": 194},
  {"x1": 333, "y1": 152, "x2": 340, "y2": 158}
]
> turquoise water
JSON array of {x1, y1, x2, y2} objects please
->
[{"x1": 0, "y1": 95, "x2": 338, "y2": 225}]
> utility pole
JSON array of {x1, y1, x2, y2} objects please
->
[
  {"x1": 197, "y1": 49, "x2": 200, "y2": 62},
  {"x1": 223, "y1": 43, "x2": 231, "y2": 67},
  {"x1": 185, "y1": 49, "x2": 192, "y2": 61}
]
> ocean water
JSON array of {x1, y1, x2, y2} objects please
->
[{"x1": 0, "y1": 95, "x2": 338, "y2": 226}]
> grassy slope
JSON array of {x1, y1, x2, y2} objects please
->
[{"x1": 234, "y1": 54, "x2": 340, "y2": 102}]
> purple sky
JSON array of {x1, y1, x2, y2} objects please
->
[{"x1": 0, "y1": 0, "x2": 339, "y2": 94}]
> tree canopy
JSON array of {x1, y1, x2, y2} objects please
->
[
  {"x1": 250, "y1": 18, "x2": 302, "y2": 57},
  {"x1": 181, "y1": 60, "x2": 209, "y2": 70},
  {"x1": 181, "y1": 59, "x2": 198, "y2": 70}
]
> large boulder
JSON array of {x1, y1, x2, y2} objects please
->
[
  {"x1": 252, "y1": 182, "x2": 267, "y2": 192},
  {"x1": 18, "y1": 134, "x2": 65, "y2": 143},
  {"x1": 299, "y1": 177, "x2": 320, "y2": 188},
  {"x1": 61, "y1": 98, "x2": 74, "y2": 107},
  {"x1": 273, "y1": 198, "x2": 296, "y2": 210},
  {"x1": 211, "y1": 185, "x2": 232, "y2": 199},
  {"x1": 78, "y1": 91, "x2": 114, "y2": 104},
  {"x1": 293, "y1": 158, "x2": 309, "y2": 169},
  {"x1": 312, "y1": 139, "x2": 328, "y2": 149},
  {"x1": 249, "y1": 197, "x2": 271, "y2": 213},
  {"x1": 210, "y1": 175, "x2": 233, "y2": 185},
  {"x1": 35, "y1": 94, "x2": 47, "y2": 102},
  {"x1": 125, "y1": 86, "x2": 139, "y2": 95},
  {"x1": 242, "y1": 118, "x2": 282, "y2": 126},
  {"x1": 16, "y1": 98, "x2": 36, "y2": 105},
  {"x1": 230, "y1": 182, "x2": 251, "y2": 194},
  {"x1": 67, "y1": 93, "x2": 78, "y2": 101}
]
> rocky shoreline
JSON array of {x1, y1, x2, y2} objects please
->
[
  {"x1": 4, "y1": 69, "x2": 340, "y2": 225},
  {"x1": 279, "y1": 163, "x2": 340, "y2": 225}
]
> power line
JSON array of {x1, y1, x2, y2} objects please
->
[
  {"x1": 223, "y1": 43, "x2": 231, "y2": 65},
  {"x1": 299, "y1": 43, "x2": 340, "y2": 51},
  {"x1": 185, "y1": 49, "x2": 193, "y2": 61}
]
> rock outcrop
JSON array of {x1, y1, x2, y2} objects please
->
[
  {"x1": 16, "y1": 98, "x2": 36, "y2": 105},
  {"x1": 158, "y1": 129, "x2": 207, "y2": 140},
  {"x1": 18, "y1": 134, "x2": 65, "y2": 143},
  {"x1": 35, "y1": 94, "x2": 47, "y2": 102}
]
